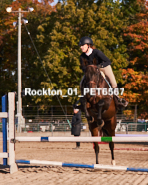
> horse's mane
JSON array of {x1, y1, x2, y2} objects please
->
[{"x1": 82, "y1": 58, "x2": 112, "y2": 88}]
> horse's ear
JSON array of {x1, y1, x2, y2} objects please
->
[
  {"x1": 82, "y1": 58, "x2": 88, "y2": 66},
  {"x1": 93, "y1": 58, "x2": 97, "y2": 65}
]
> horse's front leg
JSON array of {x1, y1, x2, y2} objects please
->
[
  {"x1": 91, "y1": 127, "x2": 100, "y2": 164},
  {"x1": 109, "y1": 142, "x2": 116, "y2": 165},
  {"x1": 81, "y1": 97, "x2": 90, "y2": 118},
  {"x1": 96, "y1": 100, "x2": 105, "y2": 128},
  {"x1": 94, "y1": 142, "x2": 99, "y2": 164}
]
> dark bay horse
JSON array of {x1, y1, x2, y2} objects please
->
[{"x1": 79, "y1": 59, "x2": 117, "y2": 165}]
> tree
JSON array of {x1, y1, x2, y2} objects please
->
[
  {"x1": 0, "y1": 0, "x2": 55, "y2": 106},
  {"x1": 123, "y1": 0, "x2": 148, "y2": 118},
  {"x1": 36, "y1": 0, "x2": 129, "y2": 105},
  {"x1": 0, "y1": 0, "x2": 13, "y2": 11}
]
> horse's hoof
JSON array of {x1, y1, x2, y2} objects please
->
[
  {"x1": 111, "y1": 160, "x2": 116, "y2": 166},
  {"x1": 87, "y1": 116, "x2": 94, "y2": 123},
  {"x1": 97, "y1": 120, "x2": 104, "y2": 130}
]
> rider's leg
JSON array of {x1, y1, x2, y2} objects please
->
[
  {"x1": 100, "y1": 65, "x2": 128, "y2": 107},
  {"x1": 100, "y1": 65, "x2": 117, "y2": 88}
]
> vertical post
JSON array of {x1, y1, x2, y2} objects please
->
[
  {"x1": 65, "y1": 105, "x2": 67, "y2": 123},
  {"x1": 126, "y1": 124, "x2": 128, "y2": 134},
  {"x1": 17, "y1": 8, "x2": 22, "y2": 133},
  {"x1": 134, "y1": 104, "x2": 137, "y2": 123},
  {"x1": 37, "y1": 106, "x2": 39, "y2": 123},
  {"x1": 2, "y1": 95, "x2": 7, "y2": 165},
  {"x1": 9, "y1": 92, "x2": 18, "y2": 174},
  {"x1": 51, "y1": 105, "x2": 53, "y2": 121},
  {"x1": 52, "y1": 123, "x2": 53, "y2": 136}
]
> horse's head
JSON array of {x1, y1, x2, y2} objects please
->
[
  {"x1": 85, "y1": 65, "x2": 99, "y2": 88},
  {"x1": 83, "y1": 58, "x2": 100, "y2": 88}
]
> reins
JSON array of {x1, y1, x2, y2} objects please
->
[
  {"x1": 85, "y1": 65, "x2": 100, "y2": 87},
  {"x1": 85, "y1": 65, "x2": 111, "y2": 88}
]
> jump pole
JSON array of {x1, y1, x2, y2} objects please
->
[
  {"x1": 16, "y1": 159, "x2": 148, "y2": 172},
  {"x1": 13, "y1": 136, "x2": 148, "y2": 142}
]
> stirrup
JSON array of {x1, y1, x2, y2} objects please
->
[
  {"x1": 117, "y1": 96, "x2": 128, "y2": 107},
  {"x1": 121, "y1": 98, "x2": 128, "y2": 107}
]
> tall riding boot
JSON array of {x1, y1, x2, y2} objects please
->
[
  {"x1": 114, "y1": 94, "x2": 128, "y2": 109},
  {"x1": 112, "y1": 88, "x2": 128, "y2": 109},
  {"x1": 119, "y1": 96, "x2": 128, "y2": 107}
]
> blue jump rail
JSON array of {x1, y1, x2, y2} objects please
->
[
  {"x1": 16, "y1": 159, "x2": 148, "y2": 172},
  {"x1": 2, "y1": 95, "x2": 7, "y2": 166}
]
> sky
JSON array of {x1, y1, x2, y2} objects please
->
[{"x1": 51, "y1": 0, "x2": 59, "y2": 6}]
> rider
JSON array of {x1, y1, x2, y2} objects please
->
[{"x1": 78, "y1": 36, "x2": 128, "y2": 108}]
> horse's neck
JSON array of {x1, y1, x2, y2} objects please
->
[{"x1": 97, "y1": 73, "x2": 108, "y2": 88}]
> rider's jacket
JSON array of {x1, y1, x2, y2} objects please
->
[{"x1": 80, "y1": 49, "x2": 111, "y2": 73}]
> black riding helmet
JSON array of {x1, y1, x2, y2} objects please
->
[{"x1": 79, "y1": 36, "x2": 93, "y2": 46}]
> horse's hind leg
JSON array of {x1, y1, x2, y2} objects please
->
[
  {"x1": 109, "y1": 142, "x2": 116, "y2": 165},
  {"x1": 94, "y1": 142, "x2": 99, "y2": 164}
]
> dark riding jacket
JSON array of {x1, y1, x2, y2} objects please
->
[
  {"x1": 71, "y1": 111, "x2": 81, "y2": 136},
  {"x1": 80, "y1": 49, "x2": 111, "y2": 73}
]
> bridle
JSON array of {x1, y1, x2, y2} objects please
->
[{"x1": 85, "y1": 65, "x2": 100, "y2": 87}]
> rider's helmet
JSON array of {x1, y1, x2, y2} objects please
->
[{"x1": 79, "y1": 36, "x2": 93, "y2": 46}]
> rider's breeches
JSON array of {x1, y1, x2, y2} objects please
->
[
  {"x1": 100, "y1": 65, "x2": 117, "y2": 88},
  {"x1": 80, "y1": 65, "x2": 117, "y2": 89}
]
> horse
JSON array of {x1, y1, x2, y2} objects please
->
[{"x1": 78, "y1": 58, "x2": 117, "y2": 165}]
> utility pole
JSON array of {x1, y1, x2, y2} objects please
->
[
  {"x1": 6, "y1": 7, "x2": 34, "y2": 132},
  {"x1": 17, "y1": 8, "x2": 22, "y2": 133}
]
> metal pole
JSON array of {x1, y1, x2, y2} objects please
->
[
  {"x1": 135, "y1": 104, "x2": 137, "y2": 123},
  {"x1": 17, "y1": 8, "x2": 22, "y2": 132}
]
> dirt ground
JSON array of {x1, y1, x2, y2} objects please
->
[{"x1": 1, "y1": 133, "x2": 148, "y2": 185}]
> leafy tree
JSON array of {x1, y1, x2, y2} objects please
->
[
  {"x1": 123, "y1": 0, "x2": 148, "y2": 118},
  {"x1": 0, "y1": 0, "x2": 55, "y2": 106},
  {"x1": 0, "y1": 0, "x2": 18, "y2": 99},
  {"x1": 36, "y1": 0, "x2": 129, "y2": 105},
  {"x1": 0, "y1": 0, "x2": 13, "y2": 11}
]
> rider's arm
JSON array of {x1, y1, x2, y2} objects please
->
[
  {"x1": 96, "y1": 49, "x2": 111, "y2": 68},
  {"x1": 80, "y1": 56, "x2": 86, "y2": 73}
]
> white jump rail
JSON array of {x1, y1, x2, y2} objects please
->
[{"x1": 13, "y1": 136, "x2": 148, "y2": 142}]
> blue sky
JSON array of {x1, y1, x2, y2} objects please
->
[
  {"x1": 51, "y1": 0, "x2": 58, "y2": 5},
  {"x1": 53, "y1": 0, "x2": 59, "y2": 4}
]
